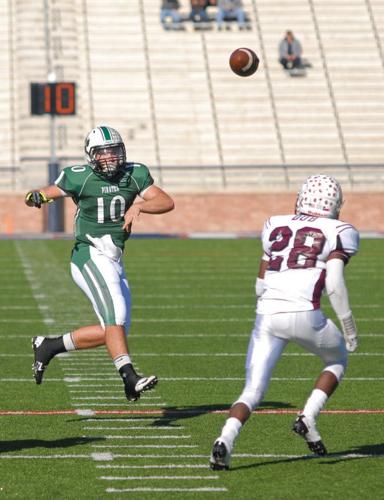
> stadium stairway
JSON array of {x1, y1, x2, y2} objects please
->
[
  {"x1": 5, "y1": 0, "x2": 87, "y2": 189},
  {"x1": 0, "y1": 0, "x2": 17, "y2": 190},
  {"x1": 2, "y1": 0, "x2": 384, "y2": 191}
]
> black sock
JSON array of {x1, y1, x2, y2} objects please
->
[
  {"x1": 119, "y1": 364, "x2": 138, "y2": 383},
  {"x1": 44, "y1": 337, "x2": 66, "y2": 356},
  {"x1": 36, "y1": 337, "x2": 66, "y2": 365}
]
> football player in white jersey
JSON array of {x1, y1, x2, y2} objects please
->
[{"x1": 210, "y1": 175, "x2": 359, "y2": 470}]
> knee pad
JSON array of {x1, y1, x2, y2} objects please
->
[
  {"x1": 233, "y1": 386, "x2": 265, "y2": 412},
  {"x1": 323, "y1": 362, "x2": 346, "y2": 382}
]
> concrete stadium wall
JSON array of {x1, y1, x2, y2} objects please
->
[{"x1": 1, "y1": 193, "x2": 383, "y2": 236}]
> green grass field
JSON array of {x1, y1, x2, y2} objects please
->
[{"x1": 0, "y1": 238, "x2": 383, "y2": 499}]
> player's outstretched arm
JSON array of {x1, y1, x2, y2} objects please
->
[
  {"x1": 25, "y1": 185, "x2": 65, "y2": 208},
  {"x1": 325, "y1": 254, "x2": 358, "y2": 352},
  {"x1": 122, "y1": 186, "x2": 174, "y2": 231}
]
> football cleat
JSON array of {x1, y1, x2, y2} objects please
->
[
  {"x1": 32, "y1": 336, "x2": 55, "y2": 385},
  {"x1": 123, "y1": 375, "x2": 158, "y2": 402},
  {"x1": 292, "y1": 414, "x2": 327, "y2": 455},
  {"x1": 209, "y1": 439, "x2": 231, "y2": 470}
]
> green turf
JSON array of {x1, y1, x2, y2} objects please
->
[{"x1": 0, "y1": 238, "x2": 383, "y2": 499}]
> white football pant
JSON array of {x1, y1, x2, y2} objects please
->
[
  {"x1": 71, "y1": 246, "x2": 131, "y2": 332},
  {"x1": 235, "y1": 309, "x2": 348, "y2": 412}
]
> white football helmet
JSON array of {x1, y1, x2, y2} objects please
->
[
  {"x1": 295, "y1": 174, "x2": 343, "y2": 219},
  {"x1": 84, "y1": 126, "x2": 126, "y2": 177}
]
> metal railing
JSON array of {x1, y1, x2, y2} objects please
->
[{"x1": 3, "y1": 160, "x2": 384, "y2": 192}]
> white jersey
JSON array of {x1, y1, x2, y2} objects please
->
[{"x1": 257, "y1": 214, "x2": 359, "y2": 314}]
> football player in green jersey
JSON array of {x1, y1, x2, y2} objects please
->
[{"x1": 25, "y1": 126, "x2": 174, "y2": 401}]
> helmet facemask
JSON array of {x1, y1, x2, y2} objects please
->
[
  {"x1": 89, "y1": 143, "x2": 126, "y2": 178},
  {"x1": 295, "y1": 175, "x2": 343, "y2": 219}
]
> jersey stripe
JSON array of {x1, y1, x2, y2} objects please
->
[
  {"x1": 87, "y1": 259, "x2": 116, "y2": 325},
  {"x1": 78, "y1": 171, "x2": 94, "y2": 198},
  {"x1": 336, "y1": 223, "x2": 354, "y2": 232},
  {"x1": 82, "y1": 264, "x2": 107, "y2": 322},
  {"x1": 83, "y1": 262, "x2": 116, "y2": 325}
]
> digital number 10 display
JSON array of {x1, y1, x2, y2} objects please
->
[{"x1": 31, "y1": 82, "x2": 76, "y2": 115}]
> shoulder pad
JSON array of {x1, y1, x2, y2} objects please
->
[{"x1": 335, "y1": 222, "x2": 359, "y2": 256}]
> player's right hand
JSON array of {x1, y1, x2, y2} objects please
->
[
  {"x1": 25, "y1": 191, "x2": 43, "y2": 208},
  {"x1": 25, "y1": 191, "x2": 52, "y2": 208}
]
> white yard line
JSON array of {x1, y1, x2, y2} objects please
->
[
  {"x1": 3, "y1": 376, "x2": 384, "y2": 382},
  {"x1": 64, "y1": 383, "x2": 118, "y2": 387},
  {"x1": 2, "y1": 452, "x2": 381, "y2": 461},
  {"x1": 2, "y1": 317, "x2": 383, "y2": 323},
  {"x1": 58, "y1": 351, "x2": 384, "y2": 361},
  {"x1": 91, "y1": 445, "x2": 198, "y2": 449},
  {"x1": 0, "y1": 454, "x2": 91, "y2": 459},
  {"x1": 97, "y1": 464, "x2": 207, "y2": 469},
  {"x1": 85, "y1": 418, "x2": 171, "y2": 422},
  {"x1": 71, "y1": 396, "x2": 144, "y2": 400},
  {"x1": 157, "y1": 376, "x2": 384, "y2": 381},
  {"x1": 92, "y1": 435, "x2": 191, "y2": 440},
  {"x1": 2, "y1": 332, "x2": 384, "y2": 339},
  {"x1": 101, "y1": 475, "x2": 219, "y2": 480},
  {"x1": 69, "y1": 391, "x2": 161, "y2": 398},
  {"x1": 0, "y1": 378, "x2": 64, "y2": 382},
  {"x1": 84, "y1": 427, "x2": 185, "y2": 430},
  {"x1": 74, "y1": 403, "x2": 167, "y2": 407},
  {"x1": 106, "y1": 488, "x2": 227, "y2": 493}
]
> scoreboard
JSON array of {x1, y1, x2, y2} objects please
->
[{"x1": 31, "y1": 82, "x2": 76, "y2": 115}]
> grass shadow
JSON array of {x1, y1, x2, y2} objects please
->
[
  {"x1": 0, "y1": 436, "x2": 105, "y2": 453},
  {"x1": 152, "y1": 400, "x2": 295, "y2": 425},
  {"x1": 229, "y1": 443, "x2": 384, "y2": 471}
]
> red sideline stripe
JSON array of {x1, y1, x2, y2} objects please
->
[{"x1": 0, "y1": 409, "x2": 384, "y2": 416}]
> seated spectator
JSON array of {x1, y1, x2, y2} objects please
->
[
  {"x1": 161, "y1": 0, "x2": 182, "y2": 29},
  {"x1": 190, "y1": 0, "x2": 210, "y2": 23},
  {"x1": 216, "y1": 0, "x2": 246, "y2": 30},
  {"x1": 279, "y1": 30, "x2": 303, "y2": 70}
]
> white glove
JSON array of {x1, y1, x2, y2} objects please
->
[
  {"x1": 255, "y1": 278, "x2": 265, "y2": 298},
  {"x1": 340, "y1": 313, "x2": 358, "y2": 352}
]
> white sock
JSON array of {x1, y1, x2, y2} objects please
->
[
  {"x1": 63, "y1": 333, "x2": 76, "y2": 351},
  {"x1": 220, "y1": 417, "x2": 242, "y2": 449},
  {"x1": 113, "y1": 354, "x2": 132, "y2": 371},
  {"x1": 302, "y1": 389, "x2": 328, "y2": 420}
]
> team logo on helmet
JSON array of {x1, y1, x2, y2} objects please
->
[
  {"x1": 84, "y1": 126, "x2": 126, "y2": 178},
  {"x1": 295, "y1": 175, "x2": 343, "y2": 219}
]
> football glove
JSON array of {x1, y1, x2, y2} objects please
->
[
  {"x1": 255, "y1": 278, "x2": 265, "y2": 298},
  {"x1": 340, "y1": 313, "x2": 358, "y2": 353},
  {"x1": 25, "y1": 191, "x2": 52, "y2": 208}
]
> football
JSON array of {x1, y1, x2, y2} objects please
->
[{"x1": 229, "y1": 48, "x2": 259, "y2": 77}]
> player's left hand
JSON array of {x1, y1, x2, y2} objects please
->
[
  {"x1": 344, "y1": 332, "x2": 358, "y2": 353},
  {"x1": 340, "y1": 313, "x2": 358, "y2": 352},
  {"x1": 122, "y1": 205, "x2": 142, "y2": 231}
]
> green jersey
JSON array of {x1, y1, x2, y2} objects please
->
[{"x1": 55, "y1": 162, "x2": 154, "y2": 249}]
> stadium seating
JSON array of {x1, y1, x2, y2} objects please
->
[{"x1": 1, "y1": 0, "x2": 384, "y2": 190}]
